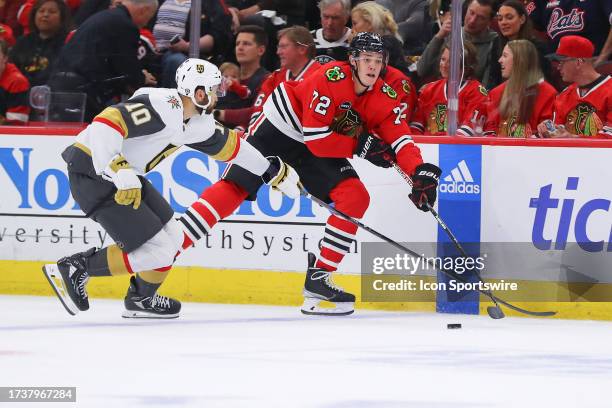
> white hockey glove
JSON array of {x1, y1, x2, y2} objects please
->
[
  {"x1": 102, "y1": 154, "x2": 142, "y2": 209},
  {"x1": 262, "y1": 156, "x2": 301, "y2": 199}
]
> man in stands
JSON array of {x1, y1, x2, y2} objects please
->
[
  {"x1": 311, "y1": 0, "x2": 352, "y2": 64},
  {"x1": 537, "y1": 36, "x2": 611, "y2": 139},
  {"x1": 248, "y1": 26, "x2": 320, "y2": 132},
  {"x1": 48, "y1": 0, "x2": 158, "y2": 121},
  {"x1": 417, "y1": 0, "x2": 501, "y2": 89},
  {"x1": 215, "y1": 25, "x2": 269, "y2": 130}
]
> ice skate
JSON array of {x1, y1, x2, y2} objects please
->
[
  {"x1": 42, "y1": 247, "x2": 96, "y2": 315},
  {"x1": 122, "y1": 276, "x2": 181, "y2": 319},
  {"x1": 301, "y1": 252, "x2": 355, "y2": 316}
]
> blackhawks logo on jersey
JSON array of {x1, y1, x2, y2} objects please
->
[
  {"x1": 500, "y1": 115, "x2": 532, "y2": 138},
  {"x1": 401, "y1": 80, "x2": 411, "y2": 95},
  {"x1": 381, "y1": 84, "x2": 397, "y2": 99},
  {"x1": 167, "y1": 95, "x2": 181, "y2": 109},
  {"x1": 565, "y1": 102, "x2": 603, "y2": 136},
  {"x1": 478, "y1": 85, "x2": 488, "y2": 96},
  {"x1": 325, "y1": 66, "x2": 345, "y2": 82},
  {"x1": 427, "y1": 104, "x2": 447, "y2": 133}
]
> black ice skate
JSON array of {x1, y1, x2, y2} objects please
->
[
  {"x1": 122, "y1": 276, "x2": 181, "y2": 319},
  {"x1": 301, "y1": 252, "x2": 355, "y2": 316},
  {"x1": 42, "y1": 247, "x2": 96, "y2": 315}
]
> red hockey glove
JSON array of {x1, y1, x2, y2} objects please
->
[{"x1": 409, "y1": 163, "x2": 441, "y2": 211}]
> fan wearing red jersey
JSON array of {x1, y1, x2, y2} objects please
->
[
  {"x1": 248, "y1": 26, "x2": 321, "y2": 134},
  {"x1": 177, "y1": 33, "x2": 441, "y2": 316},
  {"x1": 537, "y1": 36, "x2": 612, "y2": 139},
  {"x1": 410, "y1": 41, "x2": 489, "y2": 136}
]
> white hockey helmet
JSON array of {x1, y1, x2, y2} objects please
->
[{"x1": 175, "y1": 58, "x2": 225, "y2": 109}]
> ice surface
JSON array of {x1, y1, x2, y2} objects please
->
[{"x1": 1, "y1": 295, "x2": 611, "y2": 407}]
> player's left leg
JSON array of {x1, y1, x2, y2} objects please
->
[{"x1": 296, "y1": 157, "x2": 370, "y2": 315}]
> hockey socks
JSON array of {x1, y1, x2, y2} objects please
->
[
  {"x1": 178, "y1": 180, "x2": 248, "y2": 250},
  {"x1": 316, "y1": 178, "x2": 369, "y2": 271}
]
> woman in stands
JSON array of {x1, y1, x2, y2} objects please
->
[
  {"x1": 410, "y1": 40, "x2": 489, "y2": 136},
  {"x1": 494, "y1": 0, "x2": 551, "y2": 84},
  {"x1": 351, "y1": 1, "x2": 410, "y2": 75},
  {"x1": 484, "y1": 39, "x2": 557, "y2": 137},
  {"x1": 9, "y1": 0, "x2": 70, "y2": 87}
]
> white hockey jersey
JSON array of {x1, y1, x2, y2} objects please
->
[{"x1": 74, "y1": 88, "x2": 243, "y2": 175}]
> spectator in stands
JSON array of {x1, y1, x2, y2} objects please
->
[
  {"x1": 485, "y1": 39, "x2": 556, "y2": 138},
  {"x1": 410, "y1": 41, "x2": 489, "y2": 136},
  {"x1": 495, "y1": 0, "x2": 550, "y2": 84},
  {"x1": 155, "y1": 0, "x2": 233, "y2": 87},
  {"x1": 9, "y1": 0, "x2": 71, "y2": 87},
  {"x1": 537, "y1": 36, "x2": 612, "y2": 139},
  {"x1": 48, "y1": 0, "x2": 158, "y2": 121},
  {"x1": 417, "y1": 0, "x2": 501, "y2": 89},
  {"x1": 0, "y1": 0, "x2": 23, "y2": 36},
  {"x1": 351, "y1": 1, "x2": 410, "y2": 75},
  {"x1": 245, "y1": 25, "x2": 319, "y2": 131},
  {"x1": 529, "y1": 0, "x2": 611, "y2": 64},
  {"x1": 220, "y1": 61, "x2": 252, "y2": 101},
  {"x1": 214, "y1": 25, "x2": 269, "y2": 126},
  {"x1": 0, "y1": 40, "x2": 30, "y2": 125},
  {"x1": 375, "y1": 0, "x2": 428, "y2": 56},
  {"x1": 311, "y1": 0, "x2": 352, "y2": 64}
]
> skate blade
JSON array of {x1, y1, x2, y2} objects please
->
[
  {"x1": 122, "y1": 310, "x2": 180, "y2": 319},
  {"x1": 42, "y1": 264, "x2": 79, "y2": 316},
  {"x1": 300, "y1": 297, "x2": 354, "y2": 316}
]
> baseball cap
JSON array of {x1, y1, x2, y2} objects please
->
[{"x1": 546, "y1": 35, "x2": 595, "y2": 61}]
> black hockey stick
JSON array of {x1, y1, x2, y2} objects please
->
[
  {"x1": 301, "y1": 186, "x2": 555, "y2": 318},
  {"x1": 390, "y1": 161, "x2": 556, "y2": 318}
]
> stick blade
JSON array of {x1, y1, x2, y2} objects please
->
[{"x1": 487, "y1": 305, "x2": 505, "y2": 319}]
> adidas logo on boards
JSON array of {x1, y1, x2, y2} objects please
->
[{"x1": 439, "y1": 160, "x2": 480, "y2": 194}]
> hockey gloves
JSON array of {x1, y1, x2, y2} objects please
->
[
  {"x1": 262, "y1": 156, "x2": 301, "y2": 199},
  {"x1": 355, "y1": 133, "x2": 396, "y2": 168},
  {"x1": 409, "y1": 163, "x2": 441, "y2": 212},
  {"x1": 102, "y1": 154, "x2": 142, "y2": 209}
]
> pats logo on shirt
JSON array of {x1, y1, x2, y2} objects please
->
[{"x1": 547, "y1": 8, "x2": 585, "y2": 39}]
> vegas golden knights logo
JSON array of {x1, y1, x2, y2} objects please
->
[
  {"x1": 196, "y1": 64, "x2": 205, "y2": 74},
  {"x1": 566, "y1": 102, "x2": 602, "y2": 136}
]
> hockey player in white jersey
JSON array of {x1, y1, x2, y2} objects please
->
[{"x1": 42, "y1": 59, "x2": 300, "y2": 319}]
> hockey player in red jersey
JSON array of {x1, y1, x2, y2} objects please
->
[{"x1": 178, "y1": 33, "x2": 441, "y2": 315}]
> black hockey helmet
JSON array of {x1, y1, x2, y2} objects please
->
[{"x1": 349, "y1": 32, "x2": 387, "y2": 60}]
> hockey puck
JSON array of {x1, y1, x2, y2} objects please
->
[{"x1": 447, "y1": 323, "x2": 462, "y2": 329}]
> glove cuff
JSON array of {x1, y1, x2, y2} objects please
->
[{"x1": 261, "y1": 156, "x2": 282, "y2": 185}]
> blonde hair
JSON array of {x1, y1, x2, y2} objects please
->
[
  {"x1": 351, "y1": 1, "x2": 402, "y2": 43},
  {"x1": 219, "y1": 62, "x2": 240, "y2": 76},
  {"x1": 499, "y1": 40, "x2": 543, "y2": 124}
]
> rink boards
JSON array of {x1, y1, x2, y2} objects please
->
[{"x1": 0, "y1": 129, "x2": 610, "y2": 319}]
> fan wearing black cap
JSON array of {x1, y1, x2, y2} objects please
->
[{"x1": 537, "y1": 35, "x2": 612, "y2": 139}]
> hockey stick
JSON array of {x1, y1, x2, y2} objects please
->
[{"x1": 390, "y1": 161, "x2": 556, "y2": 318}]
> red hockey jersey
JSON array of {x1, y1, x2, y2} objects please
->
[
  {"x1": 259, "y1": 62, "x2": 423, "y2": 175},
  {"x1": 381, "y1": 66, "x2": 417, "y2": 125},
  {"x1": 0, "y1": 63, "x2": 30, "y2": 124},
  {"x1": 410, "y1": 79, "x2": 489, "y2": 136},
  {"x1": 484, "y1": 79, "x2": 556, "y2": 137},
  {"x1": 248, "y1": 59, "x2": 320, "y2": 132},
  {"x1": 552, "y1": 75, "x2": 612, "y2": 139}
]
